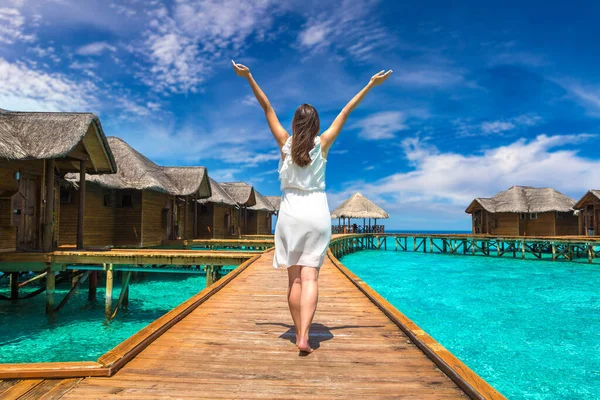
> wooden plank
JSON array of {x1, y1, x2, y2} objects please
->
[
  {"x1": 0, "y1": 363, "x2": 107, "y2": 380},
  {"x1": 0, "y1": 379, "x2": 43, "y2": 399}
]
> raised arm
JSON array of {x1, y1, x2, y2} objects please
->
[
  {"x1": 320, "y1": 69, "x2": 392, "y2": 157},
  {"x1": 232, "y1": 60, "x2": 289, "y2": 149}
]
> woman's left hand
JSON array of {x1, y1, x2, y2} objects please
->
[{"x1": 232, "y1": 60, "x2": 251, "y2": 78}]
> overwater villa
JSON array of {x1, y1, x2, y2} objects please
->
[
  {"x1": 247, "y1": 190, "x2": 276, "y2": 235},
  {"x1": 465, "y1": 185, "x2": 578, "y2": 236},
  {"x1": 0, "y1": 108, "x2": 116, "y2": 253},
  {"x1": 218, "y1": 182, "x2": 257, "y2": 235},
  {"x1": 573, "y1": 190, "x2": 600, "y2": 236},
  {"x1": 196, "y1": 177, "x2": 240, "y2": 238},
  {"x1": 331, "y1": 192, "x2": 389, "y2": 233},
  {"x1": 59, "y1": 137, "x2": 211, "y2": 248},
  {"x1": 265, "y1": 196, "x2": 281, "y2": 215}
]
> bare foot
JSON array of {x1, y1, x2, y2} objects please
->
[{"x1": 296, "y1": 336, "x2": 313, "y2": 353}]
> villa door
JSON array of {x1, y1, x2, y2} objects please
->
[{"x1": 17, "y1": 174, "x2": 39, "y2": 250}]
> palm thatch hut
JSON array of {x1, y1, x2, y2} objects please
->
[
  {"x1": 60, "y1": 137, "x2": 210, "y2": 248},
  {"x1": 465, "y1": 186, "x2": 578, "y2": 236},
  {"x1": 196, "y1": 178, "x2": 239, "y2": 238},
  {"x1": 247, "y1": 190, "x2": 276, "y2": 235},
  {"x1": 331, "y1": 192, "x2": 389, "y2": 233},
  {"x1": 265, "y1": 196, "x2": 281, "y2": 214},
  {"x1": 573, "y1": 190, "x2": 600, "y2": 236},
  {"x1": 0, "y1": 108, "x2": 116, "y2": 252},
  {"x1": 219, "y1": 182, "x2": 257, "y2": 235}
]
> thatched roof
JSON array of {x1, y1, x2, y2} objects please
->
[
  {"x1": 465, "y1": 186, "x2": 576, "y2": 214},
  {"x1": 265, "y1": 196, "x2": 281, "y2": 212},
  {"x1": 573, "y1": 190, "x2": 600, "y2": 209},
  {"x1": 331, "y1": 192, "x2": 389, "y2": 219},
  {"x1": 0, "y1": 108, "x2": 116, "y2": 173},
  {"x1": 219, "y1": 182, "x2": 256, "y2": 207},
  {"x1": 249, "y1": 190, "x2": 275, "y2": 212},
  {"x1": 197, "y1": 178, "x2": 238, "y2": 206},
  {"x1": 66, "y1": 137, "x2": 211, "y2": 197}
]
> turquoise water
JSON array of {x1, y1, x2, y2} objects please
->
[
  {"x1": 340, "y1": 241, "x2": 600, "y2": 399},
  {"x1": 0, "y1": 271, "x2": 214, "y2": 363}
]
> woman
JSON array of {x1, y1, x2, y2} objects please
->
[{"x1": 232, "y1": 60, "x2": 392, "y2": 353}]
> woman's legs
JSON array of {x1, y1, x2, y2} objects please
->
[
  {"x1": 296, "y1": 266, "x2": 319, "y2": 352},
  {"x1": 287, "y1": 266, "x2": 302, "y2": 342}
]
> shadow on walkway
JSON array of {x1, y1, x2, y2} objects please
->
[{"x1": 256, "y1": 322, "x2": 384, "y2": 351}]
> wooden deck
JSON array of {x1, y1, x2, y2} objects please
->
[
  {"x1": 0, "y1": 249, "x2": 256, "y2": 272},
  {"x1": 0, "y1": 249, "x2": 502, "y2": 399}
]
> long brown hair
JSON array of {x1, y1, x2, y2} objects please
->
[{"x1": 291, "y1": 104, "x2": 320, "y2": 167}]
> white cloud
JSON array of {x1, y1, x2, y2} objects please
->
[
  {"x1": 393, "y1": 68, "x2": 465, "y2": 87},
  {"x1": 70, "y1": 61, "x2": 99, "y2": 70},
  {"x1": 0, "y1": 5, "x2": 36, "y2": 44},
  {"x1": 456, "y1": 114, "x2": 542, "y2": 137},
  {"x1": 76, "y1": 41, "x2": 117, "y2": 56},
  {"x1": 28, "y1": 45, "x2": 60, "y2": 63},
  {"x1": 481, "y1": 121, "x2": 515, "y2": 134},
  {"x1": 351, "y1": 111, "x2": 409, "y2": 140},
  {"x1": 562, "y1": 82, "x2": 600, "y2": 117},
  {"x1": 297, "y1": 0, "x2": 390, "y2": 61},
  {"x1": 135, "y1": 0, "x2": 283, "y2": 93},
  {"x1": 0, "y1": 58, "x2": 96, "y2": 111},
  {"x1": 329, "y1": 134, "x2": 599, "y2": 228}
]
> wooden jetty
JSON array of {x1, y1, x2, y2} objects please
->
[
  {"x1": 0, "y1": 246, "x2": 503, "y2": 399},
  {"x1": 330, "y1": 233, "x2": 600, "y2": 263}
]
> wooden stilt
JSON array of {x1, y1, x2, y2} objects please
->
[
  {"x1": 206, "y1": 265, "x2": 215, "y2": 287},
  {"x1": 105, "y1": 266, "x2": 113, "y2": 319},
  {"x1": 109, "y1": 271, "x2": 131, "y2": 320},
  {"x1": 10, "y1": 272, "x2": 19, "y2": 300},
  {"x1": 89, "y1": 271, "x2": 97, "y2": 302},
  {"x1": 19, "y1": 271, "x2": 47, "y2": 287},
  {"x1": 55, "y1": 271, "x2": 89, "y2": 313},
  {"x1": 45, "y1": 268, "x2": 55, "y2": 315},
  {"x1": 77, "y1": 160, "x2": 86, "y2": 250}
]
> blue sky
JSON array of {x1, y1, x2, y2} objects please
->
[{"x1": 1, "y1": 0, "x2": 599, "y2": 230}]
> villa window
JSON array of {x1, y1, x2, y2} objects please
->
[
  {"x1": 103, "y1": 192, "x2": 112, "y2": 207},
  {"x1": 520, "y1": 213, "x2": 527, "y2": 220},
  {"x1": 60, "y1": 187, "x2": 72, "y2": 204},
  {"x1": 529, "y1": 213, "x2": 538, "y2": 220},
  {"x1": 118, "y1": 193, "x2": 133, "y2": 207}
]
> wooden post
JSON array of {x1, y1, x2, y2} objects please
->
[
  {"x1": 522, "y1": 241, "x2": 526, "y2": 259},
  {"x1": 184, "y1": 196, "x2": 189, "y2": 240},
  {"x1": 193, "y1": 196, "x2": 198, "y2": 239},
  {"x1": 10, "y1": 272, "x2": 19, "y2": 300},
  {"x1": 89, "y1": 271, "x2": 97, "y2": 302},
  {"x1": 206, "y1": 265, "x2": 214, "y2": 287},
  {"x1": 552, "y1": 244, "x2": 556, "y2": 261},
  {"x1": 45, "y1": 268, "x2": 55, "y2": 315},
  {"x1": 77, "y1": 160, "x2": 87, "y2": 250},
  {"x1": 109, "y1": 271, "x2": 131, "y2": 320},
  {"x1": 43, "y1": 159, "x2": 55, "y2": 252},
  {"x1": 105, "y1": 266, "x2": 113, "y2": 319}
]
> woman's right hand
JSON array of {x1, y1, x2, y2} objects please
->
[
  {"x1": 232, "y1": 60, "x2": 251, "y2": 78},
  {"x1": 369, "y1": 69, "x2": 393, "y2": 86}
]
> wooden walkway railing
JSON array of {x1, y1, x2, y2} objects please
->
[{"x1": 0, "y1": 247, "x2": 503, "y2": 399}]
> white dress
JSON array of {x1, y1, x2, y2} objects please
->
[{"x1": 273, "y1": 135, "x2": 331, "y2": 268}]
